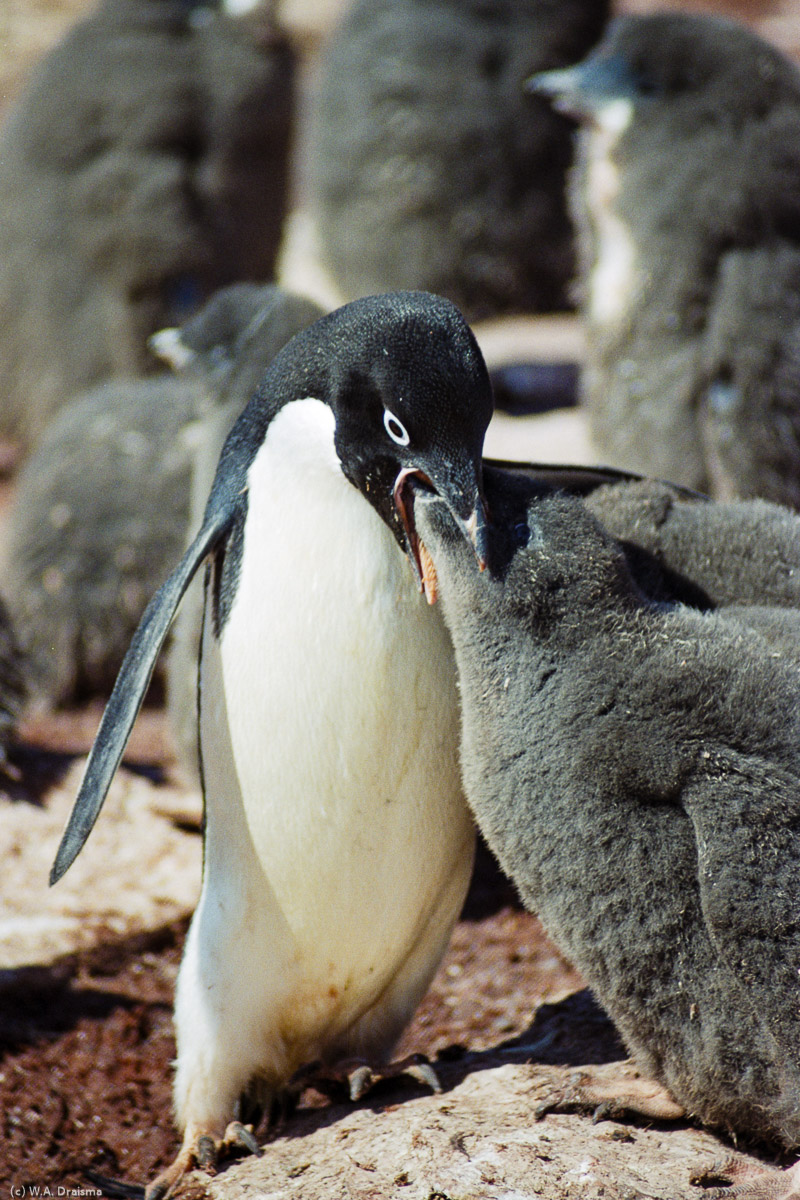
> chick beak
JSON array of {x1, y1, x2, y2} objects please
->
[
  {"x1": 527, "y1": 54, "x2": 638, "y2": 121},
  {"x1": 393, "y1": 465, "x2": 489, "y2": 605}
]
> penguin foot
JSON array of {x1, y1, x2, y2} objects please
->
[
  {"x1": 697, "y1": 1157, "x2": 800, "y2": 1200},
  {"x1": 290, "y1": 1052, "x2": 442, "y2": 1103},
  {"x1": 144, "y1": 1121, "x2": 262, "y2": 1200},
  {"x1": 534, "y1": 1061, "x2": 685, "y2": 1125}
]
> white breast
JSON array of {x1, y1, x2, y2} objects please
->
[
  {"x1": 583, "y1": 99, "x2": 639, "y2": 328},
  {"x1": 202, "y1": 398, "x2": 473, "y2": 1054}
]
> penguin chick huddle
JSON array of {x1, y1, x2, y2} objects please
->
[
  {"x1": 406, "y1": 471, "x2": 800, "y2": 1199},
  {"x1": 51, "y1": 291, "x2": 800, "y2": 1200}
]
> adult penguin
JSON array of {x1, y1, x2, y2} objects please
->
[{"x1": 50, "y1": 291, "x2": 490, "y2": 1198}]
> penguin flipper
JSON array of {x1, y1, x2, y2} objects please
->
[
  {"x1": 49, "y1": 514, "x2": 228, "y2": 885},
  {"x1": 482, "y1": 458, "x2": 707, "y2": 500},
  {"x1": 483, "y1": 458, "x2": 648, "y2": 496}
]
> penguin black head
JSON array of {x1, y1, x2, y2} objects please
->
[
  {"x1": 528, "y1": 14, "x2": 800, "y2": 134},
  {"x1": 149, "y1": 282, "x2": 276, "y2": 376},
  {"x1": 216, "y1": 290, "x2": 494, "y2": 586}
]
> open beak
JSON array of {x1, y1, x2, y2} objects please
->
[{"x1": 393, "y1": 465, "x2": 489, "y2": 604}]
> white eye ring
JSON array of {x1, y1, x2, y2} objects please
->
[{"x1": 384, "y1": 409, "x2": 410, "y2": 446}]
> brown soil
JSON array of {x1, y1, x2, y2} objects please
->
[{"x1": 1, "y1": 815, "x2": 592, "y2": 1194}]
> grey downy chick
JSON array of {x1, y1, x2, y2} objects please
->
[
  {"x1": 532, "y1": 13, "x2": 800, "y2": 507},
  {"x1": 412, "y1": 482, "x2": 800, "y2": 1195},
  {"x1": 483, "y1": 463, "x2": 800, "y2": 657},
  {"x1": 0, "y1": 0, "x2": 294, "y2": 451},
  {"x1": 0, "y1": 595, "x2": 29, "y2": 761},
  {"x1": 310, "y1": 0, "x2": 609, "y2": 320},
  {"x1": 3, "y1": 374, "x2": 199, "y2": 706}
]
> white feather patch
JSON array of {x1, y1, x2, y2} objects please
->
[
  {"x1": 190, "y1": 397, "x2": 473, "y2": 1083},
  {"x1": 583, "y1": 99, "x2": 639, "y2": 327}
]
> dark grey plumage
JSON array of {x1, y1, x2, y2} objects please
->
[
  {"x1": 309, "y1": 0, "x2": 609, "y2": 321},
  {"x1": 4, "y1": 376, "x2": 199, "y2": 705},
  {"x1": 4, "y1": 285, "x2": 323, "y2": 713},
  {"x1": 583, "y1": 477, "x2": 800, "y2": 612},
  {"x1": 0, "y1": 596, "x2": 28, "y2": 760},
  {"x1": 585, "y1": 477, "x2": 800, "y2": 659},
  {"x1": 0, "y1": 0, "x2": 294, "y2": 450},
  {"x1": 414, "y1": 483, "x2": 800, "y2": 1154},
  {"x1": 485, "y1": 467, "x2": 800, "y2": 621},
  {"x1": 152, "y1": 283, "x2": 326, "y2": 779},
  {"x1": 533, "y1": 14, "x2": 800, "y2": 507}
]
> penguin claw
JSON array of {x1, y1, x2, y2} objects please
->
[
  {"x1": 534, "y1": 1063, "x2": 685, "y2": 1126},
  {"x1": 697, "y1": 1157, "x2": 800, "y2": 1200},
  {"x1": 223, "y1": 1119, "x2": 263, "y2": 1158},
  {"x1": 144, "y1": 1122, "x2": 262, "y2": 1200},
  {"x1": 290, "y1": 1052, "x2": 442, "y2": 1104},
  {"x1": 195, "y1": 1134, "x2": 217, "y2": 1170},
  {"x1": 350, "y1": 1052, "x2": 443, "y2": 1098},
  {"x1": 398, "y1": 1053, "x2": 443, "y2": 1095},
  {"x1": 348, "y1": 1064, "x2": 373, "y2": 1101}
]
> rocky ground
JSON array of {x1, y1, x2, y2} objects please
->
[{"x1": 2, "y1": 1, "x2": 800, "y2": 1198}]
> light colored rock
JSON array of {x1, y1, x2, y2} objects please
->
[
  {"x1": 201, "y1": 1057, "x2": 766, "y2": 1200},
  {"x1": 0, "y1": 758, "x2": 201, "y2": 968},
  {"x1": 485, "y1": 409, "x2": 598, "y2": 466},
  {"x1": 473, "y1": 314, "x2": 586, "y2": 369}
]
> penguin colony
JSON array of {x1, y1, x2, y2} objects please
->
[
  {"x1": 51, "y1": 291, "x2": 800, "y2": 1197},
  {"x1": 533, "y1": 13, "x2": 800, "y2": 508},
  {"x1": 6, "y1": 4, "x2": 797, "y2": 1198}
]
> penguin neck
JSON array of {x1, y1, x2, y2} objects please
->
[
  {"x1": 225, "y1": 396, "x2": 419, "y2": 627},
  {"x1": 263, "y1": 395, "x2": 341, "y2": 480}
]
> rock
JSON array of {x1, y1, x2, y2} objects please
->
[
  {"x1": 200, "y1": 1053, "x2": 769, "y2": 1200},
  {"x1": 0, "y1": 755, "x2": 201, "y2": 968}
]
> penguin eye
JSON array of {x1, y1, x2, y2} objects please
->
[{"x1": 383, "y1": 409, "x2": 410, "y2": 446}]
